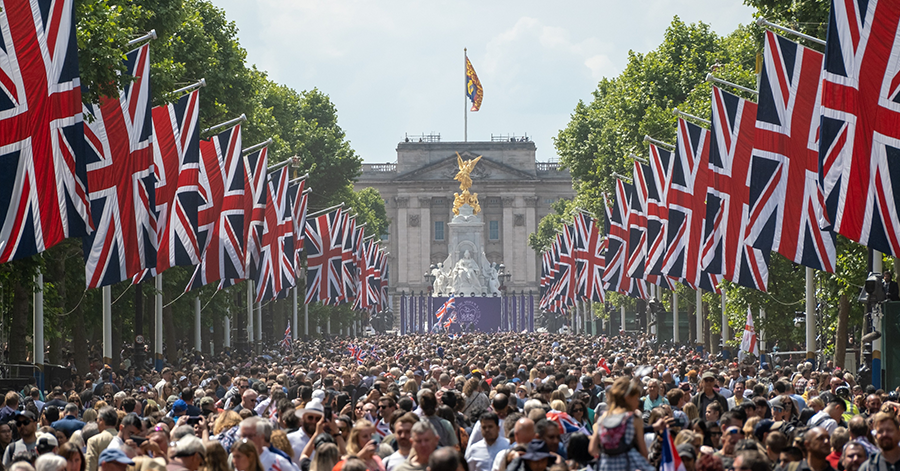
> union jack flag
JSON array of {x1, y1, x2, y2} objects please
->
[
  {"x1": 340, "y1": 214, "x2": 357, "y2": 303},
  {"x1": 704, "y1": 87, "x2": 770, "y2": 291},
  {"x1": 186, "y1": 124, "x2": 244, "y2": 291},
  {"x1": 435, "y1": 297, "x2": 456, "y2": 323},
  {"x1": 242, "y1": 147, "x2": 269, "y2": 282},
  {"x1": 663, "y1": 118, "x2": 719, "y2": 291},
  {"x1": 354, "y1": 239, "x2": 379, "y2": 312},
  {"x1": 288, "y1": 180, "x2": 308, "y2": 277},
  {"x1": 305, "y1": 208, "x2": 344, "y2": 304},
  {"x1": 627, "y1": 162, "x2": 650, "y2": 280},
  {"x1": 646, "y1": 144, "x2": 673, "y2": 276},
  {"x1": 147, "y1": 89, "x2": 202, "y2": 279},
  {"x1": 573, "y1": 213, "x2": 605, "y2": 302},
  {"x1": 280, "y1": 321, "x2": 291, "y2": 350},
  {"x1": 0, "y1": 0, "x2": 92, "y2": 263},
  {"x1": 546, "y1": 410, "x2": 590, "y2": 436},
  {"x1": 747, "y1": 31, "x2": 836, "y2": 272},
  {"x1": 83, "y1": 43, "x2": 156, "y2": 288},
  {"x1": 347, "y1": 343, "x2": 365, "y2": 365},
  {"x1": 819, "y1": 0, "x2": 900, "y2": 257},
  {"x1": 256, "y1": 166, "x2": 295, "y2": 302},
  {"x1": 551, "y1": 225, "x2": 577, "y2": 307},
  {"x1": 604, "y1": 183, "x2": 647, "y2": 299},
  {"x1": 368, "y1": 345, "x2": 379, "y2": 361}
]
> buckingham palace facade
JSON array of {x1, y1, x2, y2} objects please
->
[{"x1": 354, "y1": 137, "x2": 575, "y2": 300}]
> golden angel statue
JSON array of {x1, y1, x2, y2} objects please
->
[{"x1": 454, "y1": 152, "x2": 482, "y2": 192}]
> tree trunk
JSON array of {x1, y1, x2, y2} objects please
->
[
  {"x1": 71, "y1": 301, "x2": 88, "y2": 375},
  {"x1": 45, "y1": 245, "x2": 67, "y2": 366},
  {"x1": 9, "y1": 263, "x2": 31, "y2": 364},
  {"x1": 834, "y1": 294, "x2": 850, "y2": 369}
]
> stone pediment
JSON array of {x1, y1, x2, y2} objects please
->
[{"x1": 393, "y1": 152, "x2": 537, "y2": 183}]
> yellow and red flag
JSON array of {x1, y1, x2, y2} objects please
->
[{"x1": 465, "y1": 56, "x2": 483, "y2": 111}]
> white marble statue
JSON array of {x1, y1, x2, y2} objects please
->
[{"x1": 451, "y1": 250, "x2": 483, "y2": 294}]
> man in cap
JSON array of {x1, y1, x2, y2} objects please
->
[
  {"x1": 287, "y1": 400, "x2": 323, "y2": 465},
  {"x1": 2, "y1": 410, "x2": 38, "y2": 468},
  {"x1": 34, "y1": 432, "x2": 58, "y2": 456},
  {"x1": 508, "y1": 440, "x2": 555, "y2": 471},
  {"x1": 167, "y1": 435, "x2": 205, "y2": 471},
  {"x1": 692, "y1": 371, "x2": 728, "y2": 414},
  {"x1": 677, "y1": 443, "x2": 697, "y2": 471},
  {"x1": 98, "y1": 448, "x2": 134, "y2": 471}
]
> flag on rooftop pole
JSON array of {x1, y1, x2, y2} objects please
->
[{"x1": 465, "y1": 51, "x2": 483, "y2": 112}]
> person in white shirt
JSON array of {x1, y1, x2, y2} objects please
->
[
  {"x1": 384, "y1": 413, "x2": 419, "y2": 471},
  {"x1": 240, "y1": 417, "x2": 299, "y2": 471},
  {"x1": 105, "y1": 414, "x2": 141, "y2": 451},
  {"x1": 465, "y1": 412, "x2": 510, "y2": 471},
  {"x1": 287, "y1": 400, "x2": 323, "y2": 465}
]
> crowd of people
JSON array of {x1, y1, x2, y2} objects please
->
[{"x1": 0, "y1": 332, "x2": 894, "y2": 471}]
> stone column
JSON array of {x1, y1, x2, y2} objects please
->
[
  {"x1": 502, "y1": 197, "x2": 516, "y2": 283},
  {"x1": 524, "y1": 196, "x2": 539, "y2": 284},
  {"x1": 395, "y1": 197, "x2": 409, "y2": 285},
  {"x1": 419, "y1": 197, "x2": 432, "y2": 290}
]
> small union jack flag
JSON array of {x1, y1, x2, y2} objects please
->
[
  {"x1": 83, "y1": 43, "x2": 156, "y2": 288},
  {"x1": 546, "y1": 410, "x2": 590, "y2": 436},
  {"x1": 435, "y1": 297, "x2": 456, "y2": 323},
  {"x1": 0, "y1": 0, "x2": 92, "y2": 263},
  {"x1": 281, "y1": 321, "x2": 292, "y2": 350}
]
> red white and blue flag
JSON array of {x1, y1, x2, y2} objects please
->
[
  {"x1": 347, "y1": 343, "x2": 365, "y2": 365},
  {"x1": 288, "y1": 180, "x2": 308, "y2": 277},
  {"x1": 819, "y1": 0, "x2": 900, "y2": 257},
  {"x1": 242, "y1": 146, "x2": 269, "y2": 284},
  {"x1": 435, "y1": 297, "x2": 456, "y2": 323},
  {"x1": 627, "y1": 162, "x2": 650, "y2": 280},
  {"x1": 186, "y1": 124, "x2": 244, "y2": 291},
  {"x1": 704, "y1": 87, "x2": 769, "y2": 291},
  {"x1": 0, "y1": 0, "x2": 92, "y2": 263},
  {"x1": 146, "y1": 89, "x2": 202, "y2": 279},
  {"x1": 340, "y1": 214, "x2": 357, "y2": 303},
  {"x1": 747, "y1": 31, "x2": 835, "y2": 272},
  {"x1": 83, "y1": 43, "x2": 156, "y2": 288},
  {"x1": 573, "y1": 213, "x2": 605, "y2": 303},
  {"x1": 354, "y1": 239, "x2": 379, "y2": 312},
  {"x1": 604, "y1": 183, "x2": 647, "y2": 299},
  {"x1": 546, "y1": 411, "x2": 590, "y2": 436},
  {"x1": 646, "y1": 144, "x2": 673, "y2": 277},
  {"x1": 660, "y1": 429, "x2": 684, "y2": 471},
  {"x1": 256, "y1": 166, "x2": 295, "y2": 302},
  {"x1": 305, "y1": 208, "x2": 345, "y2": 305},
  {"x1": 281, "y1": 321, "x2": 292, "y2": 351}
]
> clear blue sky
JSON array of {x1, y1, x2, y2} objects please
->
[{"x1": 210, "y1": 0, "x2": 756, "y2": 163}]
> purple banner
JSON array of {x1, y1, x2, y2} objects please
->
[
  {"x1": 400, "y1": 294, "x2": 407, "y2": 335},
  {"x1": 430, "y1": 296, "x2": 502, "y2": 333}
]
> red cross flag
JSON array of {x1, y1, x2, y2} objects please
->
[{"x1": 739, "y1": 307, "x2": 758, "y2": 360}]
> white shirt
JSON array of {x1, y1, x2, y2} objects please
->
[
  {"x1": 808, "y1": 411, "x2": 838, "y2": 434},
  {"x1": 106, "y1": 436, "x2": 124, "y2": 450},
  {"x1": 468, "y1": 418, "x2": 504, "y2": 445},
  {"x1": 286, "y1": 428, "x2": 312, "y2": 466},
  {"x1": 465, "y1": 437, "x2": 510, "y2": 471},
  {"x1": 384, "y1": 451, "x2": 409, "y2": 471},
  {"x1": 260, "y1": 447, "x2": 299, "y2": 471}
]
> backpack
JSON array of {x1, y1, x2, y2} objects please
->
[{"x1": 598, "y1": 412, "x2": 634, "y2": 456}]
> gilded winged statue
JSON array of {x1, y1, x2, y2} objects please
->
[{"x1": 454, "y1": 153, "x2": 482, "y2": 192}]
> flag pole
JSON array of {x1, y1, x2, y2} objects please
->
[{"x1": 464, "y1": 48, "x2": 468, "y2": 142}]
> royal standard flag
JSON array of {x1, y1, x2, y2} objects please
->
[{"x1": 466, "y1": 56, "x2": 483, "y2": 111}]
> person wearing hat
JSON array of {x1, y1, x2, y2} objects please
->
[
  {"x1": 2, "y1": 410, "x2": 37, "y2": 468},
  {"x1": 676, "y1": 443, "x2": 697, "y2": 471},
  {"x1": 98, "y1": 448, "x2": 134, "y2": 471},
  {"x1": 168, "y1": 435, "x2": 206, "y2": 471},
  {"x1": 691, "y1": 372, "x2": 728, "y2": 416},
  {"x1": 507, "y1": 440, "x2": 554, "y2": 471},
  {"x1": 287, "y1": 399, "x2": 323, "y2": 464},
  {"x1": 34, "y1": 431, "x2": 58, "y2": 456}
]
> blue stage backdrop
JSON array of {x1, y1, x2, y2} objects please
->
[{"x1": 432, "y1": 296, "x2": 501, "y2": 333}]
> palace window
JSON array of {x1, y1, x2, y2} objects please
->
[
  {"x1": 434, "y1": 221, "x2": 445, "y2": 241},
  {"x1": 489, "y1": 220, "x2": 500, "y2": 240}
]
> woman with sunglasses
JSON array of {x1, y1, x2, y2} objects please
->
[{"x1": 566, "y1": 400, "x2": 591, "y2": 431}]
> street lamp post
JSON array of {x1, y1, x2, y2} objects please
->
[{"x1": 497, "y1": 264, "x2": 511, "y2": 330}]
